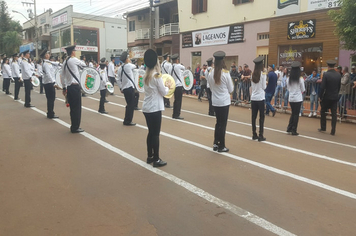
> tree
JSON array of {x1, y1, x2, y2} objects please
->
[
  {"x1": 329, "y1": 0, "x2": 356, "y2": 51},
  {"x1": 3, "y1": 31, "x2": 22, "y2": 54}
]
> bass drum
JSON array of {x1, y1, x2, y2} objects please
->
[
  {"x1": 135, "y1": 69, "x2": 145, "y2": 93},
  {"x1": 80, "y1": 67, "x2": 100, "y2": 95},
  {"x1": 54, "y1": 68, "x2": 63, "y2": 89},
  {"x1": 31, "y1": 76, "x2": 40, "y2": 87},
  {"x1": 106, "y1": 81, "x2": 114, "y2": 94},
  {"x1": 182, "y1": 70, "x2": 194, "y2": 91},
  {"x1": 162, "y1": 74, "x2": 176, "y2": 99}
]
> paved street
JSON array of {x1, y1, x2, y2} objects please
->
[{"x1": 1, "y1": 82, "x2": 356, "y2": 236}]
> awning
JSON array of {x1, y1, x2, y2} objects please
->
[{"x1": 19, "y1": 43, "x2": 34, "y2": 53}]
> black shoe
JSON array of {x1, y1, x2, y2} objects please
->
[
  {"x1": 48, "y1": 115, "x2": 59, "y2": 119},
  {"x1": 153, "y1": 159, "x2": 167, "y2": 167},
  {"x1": 218, "y1": 147, "x2": 229, "y2": 152},
  {"x1": 134, "y1": 107, "x2": 140, "y2": 110},
  {"x1": 198, "y1": 98, "x2": 202, "y2": 102},
  {"x1": 40, "y1": 92, "x2": 44, "y2": 94},
  {"x1": 272, "y1": 110, "x2": 276, "y2": 117},
  {"x1": 165, "y1": 105, "x2": 172, "y2": 108},
  {"x1": 123, "y1": 122, "x2": 136, "y2": 126},
  {"x1": 6, "y1": 92, "x2": 12, "y2": 95},
  {"x1": 104, "y1": 100, "x2": 109, "y2": 103},
  {"x1": 172, "y1": 116, "x2": 184, "y2": 120},
  {"x1": 213, "y1": 144, "x2": 218, "y2": 151},
  {"x1": 24, "y1": 104, "x2": 35, "y2": 108},
  {"x1": 98, "y1": 110, "x2": 108, "y2": 114},
  {"x1": 258, "y1": 136, "x2": 266, "y2": 142},
  {"x1": 71, "y1": 128, "x2": 84, "y2": 133},
  {"x1": 14, "y1": 98, "x2": 20, "y2": 100},
  {"x1": 252, "y1": 134, "x2": 259, "y2": 140},
  {"x1": 146, "y1": 157, "x2": 154, "y2": 164},
  {"x1": 330, "y1": 131, "x2": 335, "y2": 136},
  {"x1": 110, "y1": 93, "x2": 114, "y2": 95},
  {"x1": 82, "y1": 94, "x2": 87, "y2": 97},
  {"x1": 291, "y1": 132, "x2": 299, "y2": 136},
  {"x1": 208, "y1": 113, "x2": 215, "y2": 116},
  {"x1": 318, "y1": 128, "x2": 326, "y2": 132}
]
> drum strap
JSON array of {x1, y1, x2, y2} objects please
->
[
  {"x1": 171, "y1": 65, "x2": 182, "y2": 85},
  {"x1": 65, "y1": 58, "x2": 82, "y2": 88},
  {"x1": 162, "y1": 61, "x2": 168, "y2": 74},
  {"x1": 121, "y1": 65, "x2": 137, "y2": 90}
]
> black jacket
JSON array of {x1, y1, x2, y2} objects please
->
[{"x1": 319, "y1": 69, "x2": 341, "y2": 101}]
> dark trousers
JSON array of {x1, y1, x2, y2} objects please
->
[
  {"x1": 144, "y1": 111, "x2": 162, "y2": 160},
  {"x1": 14, "y1": 77, "x2": 21, "y2": 99},
  {"x1": 2, "y1": 78, "x2": 4, "y2": 91},
  {"x1": 24, "y1": 80, "x2": 32, "y2": 106},
  {"x1": 287, "y1": 102, "x2": 302, "y2": 133},
  {"x1": 207, "y1": 88, "x2": 214, "y2": 115},
  {"x1": 320, "y1": 99, "x2": 338, "y2": 134},
  {"x1": 4, "y1": 78, "x2": 11, "y2": 94},
  {"x1": 173, "y1": 86, "x2": 183, "y2": 118},
  {"x1": 44, "y1": 82, "x2": 56, "y2": 117},
  {"x1": 232, "y1": 82, "x2": 238, "y2": 100},
  {"x1": 214, "y1": 105, "x2": 229, "y2": 148},
  {"x1": 99, "y1": 89, "x2": 106, "y2": 112},
  {"x1": 109, "y1": 76, "x2": 115, "y2": 94},
  {"x1": 39, "y1": 76, "x2": 44, "y2": 93},
  {"x1": 123, "y1": 87, "x2": 135, "y2": 124},
  {"x1": 134, "y1": 90, "x2": 139, "y2": 108},
  {"x1": 67, "y1": 84, "x2": 82, "y2": 132},
  {"x1": 251, "y1": 100, "x2": 265, "y2": 136},
  {"x1": 164, "y1": 97, "x2": 171, "y2": 107},
  {"x1": 198, "y1": 84, "x2": 207, "y2": 99}
]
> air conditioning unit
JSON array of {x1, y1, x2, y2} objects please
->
[{"x1": 138, "y1": 15, "x2": 145, "y2": 22}]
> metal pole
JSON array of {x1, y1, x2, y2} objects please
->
[
  {"x1": 149, "y1": 0, "x2": 153, "y2": 49},
  {"x1": 34, "y1": 0, "x2": 38, "y2": 59}
]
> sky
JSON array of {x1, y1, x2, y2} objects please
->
[{"x1": 5, "y1": 0, "x2": 150, "y2": 24}]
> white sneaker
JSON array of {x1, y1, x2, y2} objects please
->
[
  {"x1": 299, "y1": 113, "x2": 302, "y2": 117},
  {"x1": 313, "y1": 112, "x2": 317, "y2": 116},
  {"x1": 308, "y1": 112, "x2": 312, "y2": 118}
]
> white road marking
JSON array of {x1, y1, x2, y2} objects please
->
[{"x1": 3, "y1": 93, "x2": 296, "y2": 236}]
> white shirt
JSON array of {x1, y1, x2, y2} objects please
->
[
  {"x1": 18, "y1": 57, "x2": 22, "y2": 66},
  {"x1": 11, "y1": 61, "x2": 20, "y2": 78},
  {"x1": 206, "y1": 66, "x2": 212, "y2": 88},
  {"x1": 99, "y1": 68, "x2": 108, "y2": 90},
  {"x1": 61, "y1": 57, "x2": 86, "y2": 88},
  {"x1": 117, "y1": 63, "x2": 136, "y2": 90},
  {"x1": 251, "y1": 72, "x2": 267, "y2": 101},
  {"x1": 171, "y1": 63, "x2": 185, "y2": 87},
  {"x1": 37, "y1": 64, "x2": 43, "y2": 77},
  {"x1": 161, "y1": 60, "x2": 172, "y2": 74},
  {"x1": 142, "y1": 72, "x2": 169, "y2": 113},
  {"x1": 2, "y1": 64, "x2": 12, "y2": 78},
  {"x1": 20, "y1": 58, "x2": 33, "y2": 80},
  {"x1": 287, "y1": 77, "x2": 306, "y2": 102},
  {"x1": 275, "y1": 70, "x2": 282, "y2": 86},
  {"x1": 42, "y1": 60, "x2": 56, "y2": 84},
  {"x1": 207, "y1": 69, "x2": 234, "y2": 107},
  {"x1": 89, "y1": 62, "x2": 94, "y2": 68},
  {"x1": 108, "y1": 61, "x2": 115, "y2": 77}
]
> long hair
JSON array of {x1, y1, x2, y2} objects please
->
[
  {"x1": 252, "y1": 63, "x2": 264, "y2": 84},
  {"x1": 289, "y1": 67, "x2": 301, "y2": 85},
  {"x1": 213, "y1": 59, "x2": 226, "y2": 84},
  {"x1": 144, "y1": 59, "x2": 161, "y2": 86}
]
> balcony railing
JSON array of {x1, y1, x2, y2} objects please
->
[
  {"x1": 159, "y1": 23, "x2": 179, "y2": 37},
  {"x1": 135, "y1": 28, "x2": 155, "y2": 40}
]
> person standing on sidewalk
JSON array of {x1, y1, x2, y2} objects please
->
[
  {"x1": 206, "y1": 57, "x2": 215, "y2": 116},
  {"x1": 265, "y1": 65, "x2": 277, "y2": 116},
  {"x1": 198, "y1": 63, "x2": 208, "y2": 101}
]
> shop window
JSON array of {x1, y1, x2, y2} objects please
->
[
  {"x1": 351, "y1": 55, "x2": 356, "y2": 67},
  {"x1": 61, "y1": 28, "x2": 71, "y2": 47},
  {"x1": 233, "y1": 0, "x2": 253, "y2": 5},
  {"x1": 74, "y1": 28, "x2": 98, "y2": 46},
  {"x1": 258, "y1": 54, "x2": 268, "y2": 68},
  {"x1": 257, "y1": 33, "x2": 269, "y2": 40},
  {"x1": 129, "y1": 21, "x2": 135, "y2": 32},
  {"x1": 192, "y1": 0, "x2": 207, "y2": 15},
  {"x1": 51, "y1": 31, "x2": 60, "y2": 49}
]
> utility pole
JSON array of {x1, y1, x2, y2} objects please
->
[
  {"x1": 149, "y1": 0, "x2": 154, "y2": 49},
  {"x1": 22, "y1": 0, "x2": 38, "y2": 59}
]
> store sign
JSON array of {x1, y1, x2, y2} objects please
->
[
  {"x1": 61, "y1": 45, "x2": 98, "y2": 52},
  {"x1": 52, "y1": 12, "x2": 68, "y2": 28},
  {"x1": 276, "y1": 0, "x2": 300, "y2": 16},
  {"x1": 129, "y1": 46, "x2": 149, "y2": 59},
  {"x1": 228, "y1": 25, "x2": 244, "y2": 44},
  {"x1": 279, "y1": 46, "x2": 303, "y2": 66},
  {"x1": 308, "y1": 0, "x2": 341, "y2": 11},
  {"x1": 182, "y1": 33, "x2": 193, "y2": 48},
  {"x1": 288, "y1": 19, "x2": 316, "y2": 40}
]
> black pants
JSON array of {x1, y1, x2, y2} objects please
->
[
  {"x1": 214, "y1": 105, "x2": 229, "y2": 149},
  {"x1": 13, "y1": 77, "x2": 21, "y2": 99},
  {"x1": 24, "y1": 80, "x2": 32, "y2": 106},
  {"x1": 39, "y1": 76, "x2": 44, "y2": 93},
  {"x1": 123, "y1": 87, "x2": 135, "y2": 124},
  {"x1": 144, "y1": 111, "x2": 162, "y2": 160},
  {"x1": 44, "y1": 82, "x2": 56, "y2": 117},
  {"x1": 287, "y1": 102, "x2": 302, "y2": 133},
  {"x1": 67, "y1": 84, "x2": 82, "y2": 132},
  {"x1": 4, "y1": 78, "x2": 11, "y2": 94},
  {"x1": 173, "y1": 86, "x2": 183, "y2": 118},
  {"x1": 164, "y1": 97, "x2": 170, "y2": 107},
  {"x1": 99, "y1": 89, "x2": 106, "y2": 112},
  {"x1": 320, "y1": 99, "x2": 338, "y2": 134},
  {"x1": 2, "y1": 78, "x2": 4, "y2": 91},
  {"x1": 134, "y1": 90, "x2": 139, "y2": 108},
  {"x1": 109, "y1": 76, "x2": 115, "y2": 94},
  {"x1": 198, "y1": 84, "x2": 207, "y2": 99},
  {"x1": 207, "y1": 88, "x2": 214, "y2": 115},
  {"x1": 251, "y1": 100, "x2": 265, "y2": 136}
]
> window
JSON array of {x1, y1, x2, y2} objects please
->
[
  {"x1": 257, "y1": 33, "x2": 269, "y2": 40},
  {"x1": 51, "y1": 31, "x2": 60, "y2": 49},
  {"x1": 258, "y1": 54, "x2": 268, "y2": 68},
  {"x1": 39, "y1": 26, "x2": 42, "y2": 36},
  {"x1": 73, "y1": 28, "x2": 98, "y2": 46},
  {"x1": 192, "y1": 0, "x2": 207, "y2": 14},
  {"x1": 61, "y1": 28, "x2": 71, "y2": 47},
  {"x1": 233, "y1": 0, "x2": 253, "y2": 5},
  {"x1": 129, "y1": 20, "x2": 135, "y2": 32}
]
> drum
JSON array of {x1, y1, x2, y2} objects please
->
[
  {"x1": 31, "y1": 76, "x2": 40, "y2": 87},
  {"x1": 182, "y1": 70, "x2": 194, "y2": 91},
  {"x1": 135, "y1": 69, "x2": 145, "y2": 93},
  {"x1": 106, "y1": 81, "x2": 114, "y2": 94},
  {"x1": 162, "y1": 74, "x2": 176, "y2": 99},
  {"x1": 54, "y1": 68, "x2": 63, "y2": 89},
  {"x1": 80, "y1": 67, "x2": 100, "y2": 95}
]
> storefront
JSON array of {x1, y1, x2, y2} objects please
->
[{"x1": 269, "y1": 9, "x2": 339, "y2": 75}]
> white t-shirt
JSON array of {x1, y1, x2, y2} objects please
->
[
  {"x1": 207, "y1": 69, "x2": 234, "y2": 107},
  {"x1": 251, "y1": 72, "x2": 267, "y2": 101},
  {"x1": 142, "y1": 73, "x2": 169, "y2": 113},
  {"x1": 287, "y1": 77, "x2": 306, "y2": 102}
]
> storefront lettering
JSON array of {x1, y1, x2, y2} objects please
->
[
  {"x1": 288, "y1": 19, "x2": 316, "y2": 40},
  {"x1": 203, "y1": 32, "x2": 226, "y2": 41}
]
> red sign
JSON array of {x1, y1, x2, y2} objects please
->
[{"x1": 52, "y1": 12, "x2": 68, "y2": 28}]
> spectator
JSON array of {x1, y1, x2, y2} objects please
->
[
  {"x1": 242, "y1": 64, "x2": 252, "y2": 102},
  {"x1": 194, "y1": 63, "x2": 201, "y2": 86},
  {"x1": 265, "y1": 65, "x2": 277, "y2": 116},
  {"x1": 306, "y1": 70, "x2": 321, "y2": 117},
  {"x1": 350, "y1": 66, "x2": 356, "y2": 108},
  {"x1": 230, "y1": 65, "x2": 239, "y2": 101},
  {"x1": 299, "y1": 71, "x2": 307, "y2": 116},
  {"x1": 274, "y1": 65, "x2": 284, "y2": 107},
  {"x1": 237, "y1": 66, "x2": 243, "y2": 101},
  {"x1": 339, "y1": 66, "x2": 351, "y2": 118},
  {"x1": 198, "y1": 64, "x2": 208, "y2": 101},
  {"x1": 337, "y1": 66, "x2": 343, "y2": 76},
  {"x1": 282, "y1": 67, "x2": 289, "y2": 108}
]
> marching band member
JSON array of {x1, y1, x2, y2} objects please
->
[
  {"x1": 79, "y1": 55, "x2": 87, "y2": 97},
  {"x1": 11, "y1": 53, "x2": 21, "y2": 100},
  {"x1": 171, "y1": 54, "x2": 185, "y2": 119},
  {"x1": 61, "y1": 45, "x2": 86, "y2": 133},
  {"x1": 108, "y1": 56, "x2": 116, "y2": 94},
  {"x1": 250, "y1": 56, "x2": 267, "y2": 141},
  {"x1": 37, "y1": 59, "x2": 44, "y2": 94},
  {"x1": 207, "y1": 51, "x2": 233, "y2": 153},
  {"x1": 206, "y1": 57, "x2": 214, "y2": 116},
  {"x1": 98, "y1": 62, "x2": 109, "y2": 114},
  {"x1": 18, "y1": 53, "x2": 23, "y2": 66},
  {"x1": 117, "y1": 51, "x2": 137, "y2": 126},
  {"x1": 161, "y1": 53, "x2": 172, "y2": 108},
  {"x1": 41, "y1": 49, "x2": 59, "y2": 119},
  {"x1": 142, "y1": 49, "x2": 169, "y2": 167},
  {"x1": 2, "y1": 57, "x2": 12, "y2": 95},
  {"x1": 20, "y1": 50, "x2": 35, "y2": 107}
]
